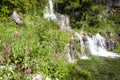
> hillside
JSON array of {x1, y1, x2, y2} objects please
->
[{"x1": 0, "y1": 0, "x2": 120, "y2": 80}]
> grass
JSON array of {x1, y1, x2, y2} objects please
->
[{"x1": 78, "y1": 57, "x2": 120, "y2": 80}]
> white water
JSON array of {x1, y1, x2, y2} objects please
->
[
  {"x1": 44, "y1": 0, "x2": 71, "y2": 31},
  {"x1": 44, "y1": 0, "x2": 57, "y2": 20},
  {"x1": 75, "y1": 32, "x2": 89, "y2": 59},
  {"x1": 87, "y1": 33, "x2": 120, "y2": 58},
  {"x1": 57, "y1": 14, "x2": 70, "y2": 27},
  {"x1": 93, "y1": 34, "x2": 106, "y2": 50},
  {"x1": 44, "y1": 0, "x2": 120, "y2": 62},
  {"x1": 57, "y1": 14, "x2": 71, "y2": 31}
]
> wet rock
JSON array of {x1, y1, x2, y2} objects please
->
[
  {"x1": 10, "y1": 11, "x2": 23, "y2": 25},
  {"x1": 113, "y1": 0, "x2": 120, "y2": 7},
  {"x1": 65, "y1": 43, "x2": 76, "y2": 63},
  {"x1": 105, "y1": 39, "x2": 117, "y2": 51},
  {"x1": 58, "y1": 23, "x2": 72, "y2": 31},
  {"x1": 117, "y1": 33, "x2": 120, "y2": 42},
  {"x1": 117, "y1": 33, "x2": 120, "y2": 38}
]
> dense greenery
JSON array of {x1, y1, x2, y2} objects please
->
[
  {"x1": 0, "y1": 15, "x2": 69, "y2": 79},
  {"x1": 54, "y1": 0, "x2": 120, "y2": 33},
  {"x1": 0, "y1": 0, "x2": 47, "y2": 17},
  {"x1": 0, "y1": 0, "x2": 120, "y2": 80},
  {"x1": 78, "y1": 57, "x2": 120, "y2": 80}
]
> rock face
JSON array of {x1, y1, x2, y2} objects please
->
[
  {"x1": 10, "y1": 11, "x2": 23, "y2": 25},
  {"x1": 117, "y1": 33, "x2": 120, "y2": 42},
  {"x1": 65, "y1": 43, "x2": 76, "y2": 63},
  {"x1": 113, "y1": 0, "x2": 120, "y2": 7},
  {"x1": 65, "y1": 32, "x2": 120, "y2": 62},
  {"x1": 96, "y1": 0, "x2": 120, "y2": 6},
  {"x1": 44, "y1": 0, "x2": 72, "y2": 32},
  {"x1": 105, "y1": 40, "x2": 117, "y2": 51},
  {"x1": 56, "y1": 14, "x2": 72, "y2": 31}
]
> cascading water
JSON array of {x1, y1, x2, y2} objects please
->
[
  {"x1": 75, "y1": 32, "x2": 89, "y2": 59},
  {"x1": 44, "y1": 0, "x2": 71, "y2": 31},
  {"x1": 86, "y1": 33, "x2": 120, "y2": 58},
  {"x1": 65, "y1": 43, "x2": 75, "y2": 63},
  {"x1": 44, "y1": 0, "x2": 57, "y2": 20},
  {"x1": 57, "y1": 14, "x2": 71, "y2": 31},
  {"x1": 93, "y1": 34, "x2": 106, "y2": 50},
  {"x1": 57, "y1": 14, "x2": 70, "y2": 27},
  {"x1": 44, "y1": 0, "x2": 120, "y2": 62},
  {"x1": 49, "y1": 0, "x2": 54, "y2": 14}
]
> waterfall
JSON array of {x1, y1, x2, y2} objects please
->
[
  {"x1": 59, "y1": 15, "x2": 70, "y2": 27},
  {"x1": 44, "y1": 0, "x2": 120, "y2": 62},
  {"x1": 44, "y1": 0, "x2": 57, "y2": 20},
  {"x1": 92, "y1": 34, "x2": 106, "y2": 50},
  {"x1": 75, "y1": 32, "x2": 89, "y2": 59},
  {"x1": 44, "y1": 0, "x2": 71, "y2": 31},
  {"x1": 86, "y1": 33, "x2": 120, "y2": 58},
  {"x1": 48, "y1": 0, "x2": 54, "y2": 14},
  {"x1": 65, "y1": 43, "x2": 75, "y2": 63},
  {"x1": 57, "y1": 14, "x2": 71, "y2": 31}
]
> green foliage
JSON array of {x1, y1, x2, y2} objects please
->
[
  {"x1": 0, "y1": 0, "x2": 47, "y2": 17},
  {"x1": 108, "y1": 13, "x2": 120, "y2": 33},
  {"x1": 77, "y1": 57, "x2": 120, "y2": 80},
  {"x1": 65, "y1": 64, "x2": 91, "y2": 80},
  {"x1": 114, "y1": 42, "x2": 120, "y2": 53},
  {"x1": 0, "y1": 0, "x2": 120, "y2": 80},
  {"x1": 54, "y1": 0, "x2": 120, "y2": 34},
  {"x1": 0, "y1": 14, "x2": 70, "y2": 79}
]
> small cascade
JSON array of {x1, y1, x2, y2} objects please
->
[
  {"x1": 86, "y1": 33, "x2": 120, "y2": 58},
  {"x1": 44, "y1": 0, "x2": 57, "y2": 20},
  {"x1": 57, "y1": 14, "x2": 70, "y2": 27},
  {"x1": 65, "y1": 43, "x2": 75, "y2": 63},
  {"x1": 75, "y1": 32, "x2": 89, "y2": 59},
  {"x1": 57, "y1": 14, "x2": 71, "y2": 31},
  {"x1": 44, "y1": 0, "x2": 71, "y2": 31},
  {"x1": 92, "y1": 34, "x2": 106, "y2": 50},
  {"x1": 48, "y1": 0, "x2": 54, "y2": 14},
  {"x1": 44, "y1": 0, "x2": 120, "y2": 63}
]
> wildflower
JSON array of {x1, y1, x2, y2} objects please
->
[
  {"x1": 57, "y1": 53, "x2": 61, "y2": 59},
  {"x1": 5, "y1": 47, "x2": 11, "y2": 53},
  {"x1": 24, "y1": 69, "x2": 31, "y2": 74},
  {"x1": 25, "y1": 46, "x2": 30, "y2": 52},
  {"x1": 14, "y1": 31, "x2": 19, "y2": 37}
]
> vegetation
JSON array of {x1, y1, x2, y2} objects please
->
[
  {"x1": 0, "y1": 14, "x2": 69, "y2": 79},
  {"x1": 54, "y1": 0, "x2": 120, "y2": 33},
  {"x1": 78, "y1": 57, "x2": 120, "y2": 80},
  {"x1": 0, "y1": 0, "x2": 47, "y2": 17},
  {"x1": 0, "y1": 0, "x2": 120, "y2": 80}
]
